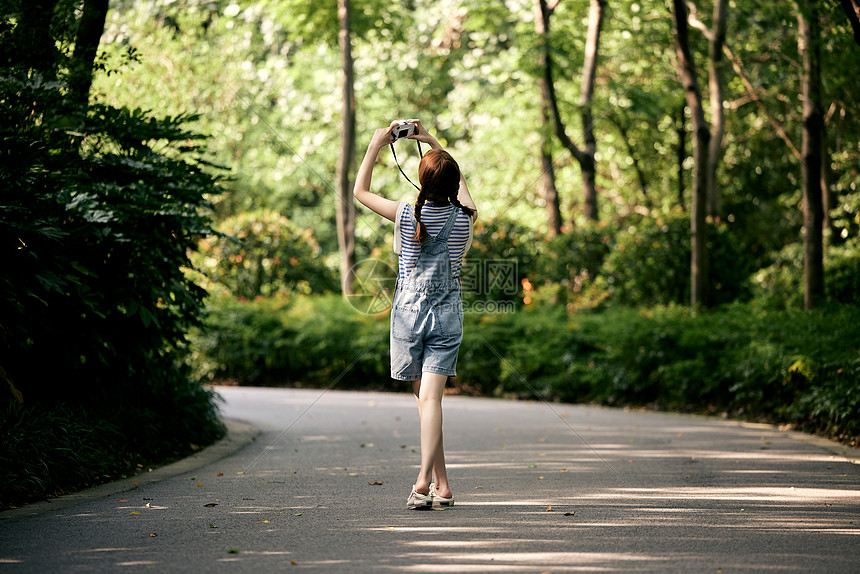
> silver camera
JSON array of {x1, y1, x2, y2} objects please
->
[{"x1": 390, "y1": 120, "x2": 417, "y2": 141}]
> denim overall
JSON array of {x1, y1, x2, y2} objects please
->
[{"x1": 390, "y1": 206, "x2": 464, "y2": 381}]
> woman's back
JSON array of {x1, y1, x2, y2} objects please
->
[{"x1": 394, "y1": 201, "x2": 473, "y2": 281}]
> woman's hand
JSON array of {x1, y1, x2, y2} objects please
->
[
  {"x1": 405, "y1": 119, "x2": 442, "y2": 150},
  {"x1": 368, "y1": 125, "x2": 395, "y2": 152}
]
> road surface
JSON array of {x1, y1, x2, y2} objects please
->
[{"x1": 1, "y1": 386, "x2": 858, "y2": 572}]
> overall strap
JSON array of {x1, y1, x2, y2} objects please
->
[{"x1": 431, "y1": 206, "x2": 460, "y2": 242}]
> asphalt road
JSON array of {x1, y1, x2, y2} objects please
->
[{"x1": 1, "y1": 386, "x2": 858, "y2": 573}]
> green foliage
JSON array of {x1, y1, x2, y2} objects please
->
[
  {"x1": 595, "y1": 216, "x2": 751, "y2": 307},
  {"x1": 464, "y1": 217, "x2": 541, "y2": 307},
  {"x1": 1, "y1": 376, "x2": 224, "y2": 508},
  {"x1": 534, "y1": 223, "x2": 613, "y2": 308},
  {"x1": 186, "y1": 294, "x2": 390, "y2": 388},
  {"x1": 0, "y1": 0, "x2": 225, "y2": 506},
  {"x1": 191, "y1": 209, "x2": 338, "y2": 299},
  {"x1": 187, "y1": 294, "x2": 860, "y2": 445},
  {"x1": 748, "y1": 241, "x2": 860, "y2": 309}
]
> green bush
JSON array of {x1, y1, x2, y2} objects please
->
[
  {"x1": 0, "y1": 4, "x2": 224, "y2": 507},
  {"x1": 749, "y1": 241, "x2": 860, "y2": 308},
  {"x1": 464, "y1": 218, "x2": 541, "y2": 307},
  {"x1": 1, "y1": 374, "x2": 223, "y2": 508},
  {"x1": 597, "y1": 215, "x2": 752, "y2": 307},
  {"x1": 191, "y1": 209, "x2": 338, "y2": 299},
  {"x1": 186, "y1": 294, "x2": 391, "y2": 389},
  {"x1": 188, "y1": 294, "x2": 860, "y2": 445},
  {"x1": 533, "y1": 223, "x2": 613, "y2": 309}
]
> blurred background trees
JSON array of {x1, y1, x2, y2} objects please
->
[{"x1": 2, "y1": 0, "x2": 859, "y2": 505}]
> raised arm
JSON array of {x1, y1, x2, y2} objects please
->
[{"x1": 353, "y1": 125, "x2": 401, "y2": 222}]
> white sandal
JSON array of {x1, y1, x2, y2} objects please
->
[
  {"x1": 406, "y1": 486, "x2": 432, "y2": 510},
  {"x1": 430, "y1": 483, "x2": 454, "y2": 507}
]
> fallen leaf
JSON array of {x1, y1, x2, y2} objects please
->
[
  {"x1": 118, "y1": 499, "x2": 128, "y2": 503},
  {"x1": 368, "y1": 481, "x2": 384, "y2": 486},
  {"x1": 228, "y1": 548, "x2": 239, "y2": 554},
  {"x1": 197, "y1": 482, "x2": 203, "y2": 487},
  {"x1": 528, "y1": 463, "x2": 537, "y2": 468},
  {"x1": 290, "y1": 560, "x2": 297, "y2": 565},
  {"x1": 564, "y1": 511, "x2": 576, "y2": 516},
  {"x1": 257, "y1": 520, "x2": 270, "y2": 523},
  {"x1": 537, "y1": 476, "x2": 544, "y2": 480},
  {"x1": 150, "y1": 533, "x2": 157, "y2": 537},
  {"x1": 292, "y1": 513, "x2": 303, "y2": 516},
  {"x1": 129, "y1": 511, "x2": 140, "y2": 516},
  {"x1": 209, "y1": 523, "x2": 218, "y2": 529},
  {"x1": 188, "y1": 476, "x2": 196, "y2": 481},
  {"x1": 204, "y1": 503, "x2": 217, "y2": 507},
  {"x1": 560, "y1": 469, "x2": 568, "y2": 472},
  {"x1": 217, "y1": 473, "x2": 224, "y2": 477}
]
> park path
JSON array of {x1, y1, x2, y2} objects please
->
[{"x1": 1, "y1": 386, "x2": 858, "y2": 573}]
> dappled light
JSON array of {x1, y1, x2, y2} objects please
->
[{"x1": 2, "y1": 0, "x2": 859, "y2": 571}]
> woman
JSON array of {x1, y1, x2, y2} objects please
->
[{"x1": 353, "y1": 120, "x2": 477, "y2": 510}]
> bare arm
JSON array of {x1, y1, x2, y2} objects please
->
[{"x1": 353, "y1": 125, "x2": 401, "y2": 222}]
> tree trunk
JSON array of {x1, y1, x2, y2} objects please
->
[
  {"x1": 68, "y1": 0, "x2": 110, "y2": 107},
  {"x1": 336, "y1": 0, "x2": 356, "y2": 296},
  {"x1": 16, "y1": 0, "x2": 60, "y2": 74},
  {"x1": 840, "y1": 0, "x2": 860, "y2": 46},
  {"x1": 672, "y1": 0, "x2": 710, "y2": 309},
  {"x1": 533, "y1": 0, "x2": 604, "y2": 225},
  {"x1": 538, "y1": 145, "x2": 563, "y2": 237},
  {"x1": 797, "y1": 0, "x2": 825, "y2": 309},
  {"x1": 676, "y1": 104, "x2": 687, "y2": 213},
  {"x1": 706, "y1": 0, "x2": 728, "y2": 218},
  {"x1": 579, "y1": 0, "x2": 606, "y2": 222},
  {"x1": 533, "y1": 0, "x2": 563, "y2": 236}
]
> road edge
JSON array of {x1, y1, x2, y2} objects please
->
[{"x1": 0, "y1": 417, "x2": 259, "y2": 525}]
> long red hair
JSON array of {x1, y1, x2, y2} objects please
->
[{"x1": 413, "y1": 150, "x2": 474, "y2": 242}]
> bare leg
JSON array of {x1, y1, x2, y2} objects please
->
[{"x1": 412, "y1": 372, "x2": 452, "y2": 498}]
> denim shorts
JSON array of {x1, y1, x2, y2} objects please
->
[{"x1": 390, "y1": 289, "x2": 464, "y2": 381}]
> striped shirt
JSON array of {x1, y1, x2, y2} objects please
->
[{"x1": 394, "y1": 201, "x2": 474, "y2": 281}]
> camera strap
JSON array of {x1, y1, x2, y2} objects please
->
[{"x1": 390, "y1": 140, "x2": 423, "y2": 191}]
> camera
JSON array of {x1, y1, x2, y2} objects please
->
[{"x1": 390, "y1": 120, "x2": 417, "y2": 141}]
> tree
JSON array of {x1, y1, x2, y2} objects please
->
[
  {"x1": 686, "y1": 0, "x2": 728, "y2": 218},
  {"x1": 840, "y1": 0, "x2": 860, "y2": 45},
  {"x1": 671, "y1": 0, "x2": 710, "y2": 308},
  {"x1": 68, "y1": 0, "x2": 109, "y2": 106},
  {"x1": 336, "y1": 0, "x2": 357, "y2": 295},
  {"x1": 533, "y1": 0, "x2": 605, "y2": 224},
  {"x1": 533, "y1": 0, "x2": 563, "y2": 235},
  {"x1": 1, "y1": 0, "x2": 224, "y2": 500},
  {"x1": 796, "y1": 0, "x2": 825, "y2": 309}
]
